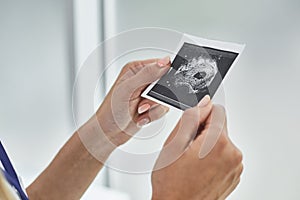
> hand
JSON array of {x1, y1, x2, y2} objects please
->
[
  {"x1": 27, "y1": 57, "x2": 172, "y2": 200},
  {"x1": 151, "y1": 102, "x2": 243, "y2": 200},
  {"x1": 95, "y1": 57, "x2": 171, "y2": 146}
]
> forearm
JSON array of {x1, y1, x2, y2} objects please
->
[{"x1": 26, "y1": 115, "x2": 116, "y2": 199}]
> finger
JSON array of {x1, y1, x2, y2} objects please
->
[
  {"x1": 137, "y1": 99, "x2": 161, "y2": 114},
  {"x1": 123, "y1": 57, "x2": 171, "y2": 96},
  {"x1": 120, "y1": 58, "x2": 159, "y2": 76},
  {"x1": 121, "y1": 105, "x2": 169, "y2": 136},
  {"x1": 195, "y1": 105, "x2": 228, "y2": 159},
  {"x1": 164, "y1": 96, "x2": 212, "y2": 150},
  {"x1": 153, "y1": 98, "x2": 212, "y2": 170},
  {"x1": 131, "y1": 57, "x2": 171, "y2": 73},
  {"x1": 117, "y1": 57, "x2": 167, "y2": 83},
  {"x1": 126, "y1": 58, "x2": 160, "y2": 74},
  {"x1": 136, "y1": 105, "x2": 169, "y2": 127}
]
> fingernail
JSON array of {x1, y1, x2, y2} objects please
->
[
  {"x1": 157, "y1": 56, "x2": 170, "y2": 67},
  {"x1": 137, "y1": 118, "x2": 150, "y2": 127},
  {"x1": 197, "y1": 95, "x2": 211, "y2": 107},
  {"x1": 138, "y1": 104, "x2": 151, "y2": 114}
]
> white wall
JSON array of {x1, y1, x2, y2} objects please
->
[
  {"x1": 0, "y1": 0, "x2": 74, "y2": 185},
  {"x1": 104, "y1": 0, "x2": 300, "y2": 199}
]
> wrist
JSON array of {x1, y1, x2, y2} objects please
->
[
  {"x1": 96, "y1": 107, "x2": 132, "y2": 147},
  {"x1": 77, "y1": 115, "x2": 118, "y2": 162}
]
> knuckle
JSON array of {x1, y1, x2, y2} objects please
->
[
  {"x1": 143, "y1": 65, "x2": 156, "y2": 77},
  {"x1": 216, "y1": 133, "x2": 229, "y2": 150},
  {"x1": 233, "y1": 149, "x2": 243, "y2": 165},
  {"x1": 227, "y1": 148, "x2": 243, "y2": 167},
  {"x1": 238, "y1": 163, "x2": 244, "y2": 175},
  {"x1": 142, "y1": 63, "x2": 166, "y2": 81},
  {"x1": 122, "y1": 61, "x2": 142, "y2": 74},
  {"x1": 125, "y1": 61, "x2": 135, "y2": 67},
  {"x1": 121, "y1": 62, "x2": 132, "y2": 72}
]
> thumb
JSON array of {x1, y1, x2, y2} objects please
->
[
  {"x1": 124, "y1": 56, "x2": 171, "y2": 94},
  {"x1": 164, "y1": 95, "x2": 213, "y2": 150},
  {"x1": 196, "y1": 105, "x2": 227, "y2": 159},
  {"x1": 154, "y1": 95, "x2": 212, "y2": 170}
]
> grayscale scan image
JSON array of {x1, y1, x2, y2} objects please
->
[
  {"x1": 147, "y1": 42, "x2": 239, "y2": 110},
  {"x1": 173, "y1": 56, "x2": 218, "y2": 94}
]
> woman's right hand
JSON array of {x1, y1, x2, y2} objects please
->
[{"x1": 151, "y1": 102, "x2": 243, "y2": 200}]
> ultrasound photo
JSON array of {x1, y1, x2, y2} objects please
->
[{"x1": 142, "y1": 42, "x2": 241, "y2": 110}]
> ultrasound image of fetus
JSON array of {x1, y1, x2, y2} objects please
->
[
  {"x1": 173, "y1": 56, "x2": 218, "y2": 94},
  {"x1": 146, "y1": 42, "x2": 239, "y2": 110}
]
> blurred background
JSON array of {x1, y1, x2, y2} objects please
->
[{"x1": 1, "y1": 0, "x2": 300, "y2": 199}]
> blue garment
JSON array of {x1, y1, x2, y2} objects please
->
[{"x1": 0, "y1": 141, "x2": 29, "y2": 200}]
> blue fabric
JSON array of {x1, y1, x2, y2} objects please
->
[{"x1": 0, "y1": 141, "x2": 29, "y2": 200}]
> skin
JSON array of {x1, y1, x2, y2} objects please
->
[
  {"x1": 152, "y1": 105, "x2": 243, "y2": 200},
  {"x1": 25, "y1": 57, "x2": 243, "y2": 199},
  {"x1": 26, "y1": 57, "x2": 171, "y2": 199}
]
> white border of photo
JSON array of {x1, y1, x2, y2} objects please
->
[{"x1": 142, "y1": 33, "x2": 245, "y2": 111}]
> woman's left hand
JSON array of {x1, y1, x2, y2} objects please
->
[{"x1": 95, "y1": 57, "x2": 171, "y2": 147}]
